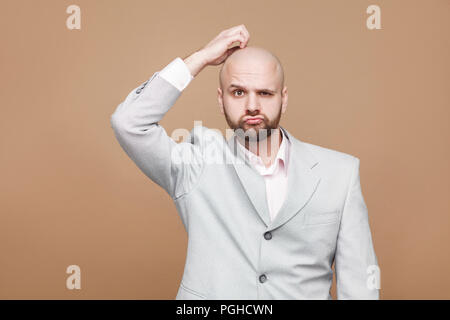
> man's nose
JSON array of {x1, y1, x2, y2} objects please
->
[{"x1": 245, "y1": 92, "x2": 260, "y2": 112}]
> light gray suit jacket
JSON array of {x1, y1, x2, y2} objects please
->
[{"x1": 110, "y1": 70, "x2": 380, "y2": 300}]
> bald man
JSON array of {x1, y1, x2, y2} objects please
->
[{"x1": 110, "y1": 25, "x2": 380, "y2": 300}]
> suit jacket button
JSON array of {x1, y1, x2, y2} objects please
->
[
  {"x1": 264, "y1": 231, "x2": 272, "y2": 240},
  {"x1": 259, "y1": 274, "x2": 267, "y2": 283}
]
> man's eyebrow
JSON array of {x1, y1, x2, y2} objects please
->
[{"x1": 228, "y1": 83, "x2": 277, "y2": 93}]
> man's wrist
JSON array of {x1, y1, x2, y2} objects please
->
[{"x1": 184, "y1": 50, "x2": 208, "y2": 78}]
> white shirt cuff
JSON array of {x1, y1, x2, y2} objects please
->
[{"x1": 158, "y1": 57, "x2": 194, "y2": 92}]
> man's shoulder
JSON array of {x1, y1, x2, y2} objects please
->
[{"x1": 299, "y1": 140, "x2": 359, "y2": 169}]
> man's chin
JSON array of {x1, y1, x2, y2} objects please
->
[
  {"x1": 242, "y1": 123, "x2": 265, "y2": 131},
  {"x1": 238, "y1": 124, "x2": 264, "y2": 134}
]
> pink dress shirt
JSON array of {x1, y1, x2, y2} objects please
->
[{"x1": 236, "y1": 129, "x2": 290, "y2": 221}]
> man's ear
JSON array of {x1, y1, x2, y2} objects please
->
[
  {"x1": 217, "y1": 87, "x2": 224, "y2": 114},
  {"x1": 281, "y1": 86, "x2": 288, "y2": 114}
]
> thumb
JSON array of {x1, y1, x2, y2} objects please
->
[{"x1": 225, "y1": 46, "x2": 240, "y2": 58}]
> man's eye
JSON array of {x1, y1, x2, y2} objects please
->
[{"x1": 232, "y1": 90, "x2": 272, "y2": 96}]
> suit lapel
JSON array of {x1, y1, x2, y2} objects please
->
[
  {"x1": 227, "y1": 135, "x2": 272, "y2": 227},
  {"x1": 226, "y1": 126, "x2": 321, "y2": 230},
  {"x1": 269, "y1": 126, "x2": 321, "y2": 230}
]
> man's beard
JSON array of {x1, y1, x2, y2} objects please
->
[{"x1": 224, "y1": 106, "x2": 283, "y2": 143}]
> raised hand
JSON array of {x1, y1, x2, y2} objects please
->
[{"x1": 184, "y1": 25, "x2": 250, "y2": 77}]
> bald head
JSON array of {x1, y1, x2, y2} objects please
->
[{"x1": 219, "y1": 46, "x2": 285, "y2": 91}]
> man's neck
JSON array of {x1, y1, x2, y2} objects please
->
[{"x1": 238, "y1": 127, "x2": 282, "y2": 168}]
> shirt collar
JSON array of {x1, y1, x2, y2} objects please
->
[{"x1": 235, "y1": 127, "x2": 290, "y2": 176}]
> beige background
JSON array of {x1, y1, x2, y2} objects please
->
[{"x1": 1, "y1": 0, "x2": 449, "y2": 299}]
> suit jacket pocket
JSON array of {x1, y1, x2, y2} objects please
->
[
  {"x1": 305, "y1": 210, "x2": 340, "y2": 226},
  {"x1": 177, "y1": 282, "x2": 207, "y2": 300}
]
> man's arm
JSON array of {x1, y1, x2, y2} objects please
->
[
  {"x1": 110, "y1": 59, "x2": 200, "y2": 199},
  {"x1": 335, "y1": 157, "x2": 380, "y2": 299},
  {"x1": 110, "y1": 25, "x2": 250, "y2": 199}
]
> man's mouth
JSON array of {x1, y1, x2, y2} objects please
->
[{"x1": 244, "y1": 117, "x2": 263, "y2": 125}]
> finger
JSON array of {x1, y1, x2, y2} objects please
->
[
  {"x1": 237, "y1": 26, "x2": 250, "y2": 47},
  {"x1": 226, "y1": 33, "x2": 246, "y2": 48},
  {"x1": 241, "y1": 26, "x2": 250, "y2": 46},
  {"x1": 214, "y1": 46, "x2": 237, "y2": 65},
  {"x1": 240, "y1": 25, "x2": 250, "y2": 40},
  {"x1": 240, "y1": 30, "x2": 250, "y2": 48},
  {"x1": 221, "y1": 25, "x2": 240, "y2": 34},
  {"x1": 239, "y1": 34, "x2": 246, "y2": 48},
  {"x1": 223, "y1": 24, "x2": 247, "y2": 38},
  {"x1": 239, "y1": 30, "x2": 250, "y2": 48},
  {"x1": 226, "y1": 46, "x2": 240, "y2": 57},
  {"x1": 220, "y1": 30, "x2": 248, "y2": 50},
  {"x1": 224, "y1": 24, "x2": 243, "y2": 33}
]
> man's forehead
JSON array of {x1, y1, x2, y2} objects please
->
[
  {"x1": 227, "y1": 59, "x2": 277, "y2": 73},
  {"x1": 223, "y1": 64, "x2": 281, "y2": 90},
  {"x1": 226, "y1": 74, "x2": 279, "y2": 92},
  {"x1": 219, "y1": 46, "x2": 284, "y2": 89}
]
